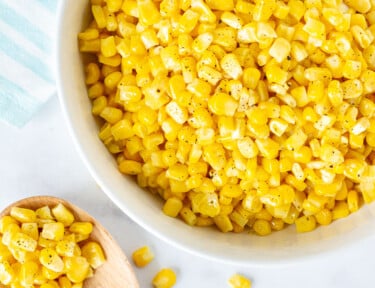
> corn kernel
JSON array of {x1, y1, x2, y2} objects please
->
[
  {"x1": 132, "y1": 246, "x2": 154, "y2": 268},
  {"x1": 39, "y1": 248, "x2": 64, "y2": 273},
  {"x1": 51, "y1": 204, "x2": 74, "y2": 227},
  {"x1": 332, "y1": 201, "x2": 350, "y2": 220},
  {"x1": 10, "y1": 207, "x2": 36, "y2": 223},
  {"x1": 295, "y1": 215, "x2": 316, "y2": 233},
  {"x1": 64, "y1": 256, "x2": 90, "y2": 283},
  {"x1": 269, "y1": 38, "x2": 291, "y2": 63},
  {"x1": 253, "y1": 219, "x2": 272, "y2": 236},
  {"x1": 152, "y1": 268, "x2": 176, "y2": 288},
  {"x1": 228, "y1": 274, "x2": 251, "y2": 288}
]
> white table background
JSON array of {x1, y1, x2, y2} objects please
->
[{"x1": 1, "y1": 96, "x2": 375, "y2": 288}]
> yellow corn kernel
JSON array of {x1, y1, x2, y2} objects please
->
[
  {"x1": 69, "y1": 222, "x2": 93, "y2": 235},
  {"x1": 0, "y1": 216, "x2": 18, "y2": 234},
  {"x1": 192, "y1": 32, "x2": 213, "y2": 54},
  {"x1": 202, "y1": 0, "x2": 233, "y2": 10},
  {"x1": 110, "y1": 119, "x2": 133, "y2": 141},
  {"x1": 228, "y1": 273, "x2": 251, "y2": 288},
  {"x1": 101, "y1": 36, "x2": 117, "y2": 58},
  {"x1": 253, "y1": 219, "x2": 272, "y2": 236},
  {"x1": 64, "y1": 256, "x2": 90, "y2": 283},
  {"x1": 192, "y1": 193, "x2": 220, "y2": 217},
  {"x1": 85, "y1": 63, "x2": 100, "y2": 85},
  {"x1": 81, "y1": 242, "x2": 106, "y2": 269},
  {"x1": 269, "y1": 38, "x2": 291, "y2": 63},
  {"x1": 104, "y1": 71, "x2": 122, "y2": 91},
  {"x1": 38, "y1": 236, "x2": 57, "y2": 249},
  {"x1": 10, "y1": 207, "x2": 36, "y2": 223},
  {"x1": 51, "y1": 204, "x2": 74, "y2": 227},
  {"x1": 137, "y1": 0, "x2": 160, "y2": 26},
  {"x1": 246, "y1": 107, "x2": 268, "y2": 126},
  {"x1": 219, "y1": 184, "x2": 241, "y2": 198},
  {"x1": 87, "y1": 82, "x2": 104, "y2": 99},
  {"x1": 213, "y1": 215, "x2": 233, "y2": 233},
  {"x1": 265, "y1": 65, "x2": 288, "y2": 85},
  {"x1": 344, "y1": 0, "x2": 371, "y2": 13},
  {"x1": 287, "y1": 0, "x2": 305, "y2": 21},
  {"x1": 41, "y1": 222, "x2": 64, "y2": 241},
  {"x1": 242, "y1": 68, "x2": 261, "y2": 90},
  {"x1": 162, "y1": 197, "x2": 183, "y2": 217},
  {"x1": 99, "y1": 53, "x2": 122, "y2": 67},
  {"x1": 119, "y1": 160, "x2": 142, "y2": 175},
  {"x1": 290, "y1": 41, "x2": 308, "y2": 62},
  {"x1": 78, "y1": 28, "x2": 99, "y2": 41},
  {"x1": 0, "y1": 260, "x2": 14, "y2": 285},
  {"x1": 59, "y1": 276, "x2": 73, "y2": 288},
  {"x1": 131, "y1": 246, "x2": 154, "y2": 268},
  {"x1": 56, "y1": 240, "x2": 79, "y2": 258},
  {"x1": 255, "y1": 138, "x2": 280, "y2": 159},
  {"x1": 208, "y1": 93, "x2": 238, "y2": 117},
  {"x1": 327, "y1": 80, "x2": 343, "y2": 107},
  {"x1": 99, "y1": 107, "x2": 123, "y2": 124},
  {"x1": 219, "y1": 12, "x2": 242, "y2": 29},
  {"x1": 220, "y1": 54, "x2": 243, "y2": 80},
  {"x1": 105, "y1": 13, "x2": 117, "y2": 33},
  {"x1": 165, "y1": 164, "x2": 188, "y2": 181},
  {"x1": 315, "y1": 208, "x2": 332, "y2": 226},
  {"x1": 39, "y1": 248, "x2": 64, "y2": 273},
  {"x1": 270, "y1": 218, "x2": 285, "y2": 231},
  {"x1": 293, "y1": 146, "x2": 312, "y2": 164},
  {"x1": 106, "y1": 0, "x2": 122, "y2": 12},
  {"x1": 347, "y1": 190, "x2": 359, "y2": 213},
  {"x1": 10, "y1": 232, "x2": 37, "y2": 252},
  {"x1": 152, "y1": 268, "x2": 176, "y2": 288},
  {"x1": 40, "y1": 281, "x2": 60, "y2": 288},
  {"x1": 18, "y1": 260, "x2": 39, "y2": 287},
  {"x1": 213, "y1": 27, "x2": 237, "y2": 51},
  {"x1": 178, "y1": 9, "x2": 199, "y2": 34},
  {"x1": 295, "y1": 215, "x2": 316, "y2": 233},
  {"x1": 332, "y1": 201, "x2": 350, "y2": 220},
  {"x1": 21, "y1": 223, "x2": 39, "y2": 240},
  {"x1": 179, "y1": 207, "x2": 197, "y2": 226},
  {"x1": 237, "y1": 137, "x2": 258, "y2": 159},
  {"x1": 40, "y1": 265, "x2": 58, "y2": 282},
  {"x1": 91, "y1": 96, "x2": 107, "y2": 116},
  {"x1": 342, "y1": 60, "x2": 362, "y2": 80},
  {"x1": 255, "y1": 206, "x2": 273, "y2": 221},
  {"x1": 197, "y1": 65, "x2": 222, "y2": 86},
  {"x1": 79, "y1": 39, "x2": 101, "y2": 53},
  {"x1": 364, "y1": 45, "x2": 375, "y2": 70},
  {"x1": 91, "y1": 5, "x2": 106, "y2": 29},
  {"x1": 268, "y1": 118, "x2": 288, "y2": 137}
]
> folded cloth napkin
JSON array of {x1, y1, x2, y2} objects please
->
[{"x1": 0, "y1": 0, "x2": 59, "y2": 127}]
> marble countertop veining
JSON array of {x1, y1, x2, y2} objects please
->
[{"x1": 1, "y1": 97, "x2": 375, "y2": 288}]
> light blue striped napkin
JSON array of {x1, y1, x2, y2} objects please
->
[{"x1": 0, "y1": 0, "x2": 59, "y2": 127}]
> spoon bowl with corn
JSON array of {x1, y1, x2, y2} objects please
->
[{"x1": 0, "y1": 196, "x2": 139, "y2": 288}]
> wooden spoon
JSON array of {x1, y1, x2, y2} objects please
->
[{"x1": 0, "y1": 196, "x2": 139, "y2": 288}]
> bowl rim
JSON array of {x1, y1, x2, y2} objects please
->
[{"x1": 55, "y1": 0, "x2": 375, "y2": 266}]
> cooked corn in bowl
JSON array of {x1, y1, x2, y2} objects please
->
[{"x1": 58, "y1": 0, "x2": 375, "y2": 263}]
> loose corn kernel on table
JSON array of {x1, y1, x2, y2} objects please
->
[{"x1": 1, "y1": 96, "x2": 375, "y2": 287}]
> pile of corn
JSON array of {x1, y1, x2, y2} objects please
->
[
  {"x1": 79, "y1": 0, "x2": 375, "y2": 235},
  {"x1": 0, "y1": 205, "x2": 105, "y2": 287}
]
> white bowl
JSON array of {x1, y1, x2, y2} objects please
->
[{"x1": 56, "y1": 0, "x2": 375, "y2": 265}]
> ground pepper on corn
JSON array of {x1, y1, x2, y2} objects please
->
[
  {"x1": 0, "y1": 205, "x2": 105, "y2": 287},
  {"x1": 79, "y1": 0, "x2": 375, "y2": 235}
]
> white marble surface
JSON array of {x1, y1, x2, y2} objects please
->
[{"x1": 1, "y1": 97, "x2": 375, "y2": 287}]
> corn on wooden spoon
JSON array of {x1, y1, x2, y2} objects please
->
[{"x1": 0, "y1": 196, "x2": 139, "y2": 288}]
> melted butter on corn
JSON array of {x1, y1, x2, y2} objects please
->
[
  {"x1": 0, "y1": 205, "x2": 105, "y2": 286},
  {"x1": 80, "y1": 0, "x2": 375, "y2": 235}
]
